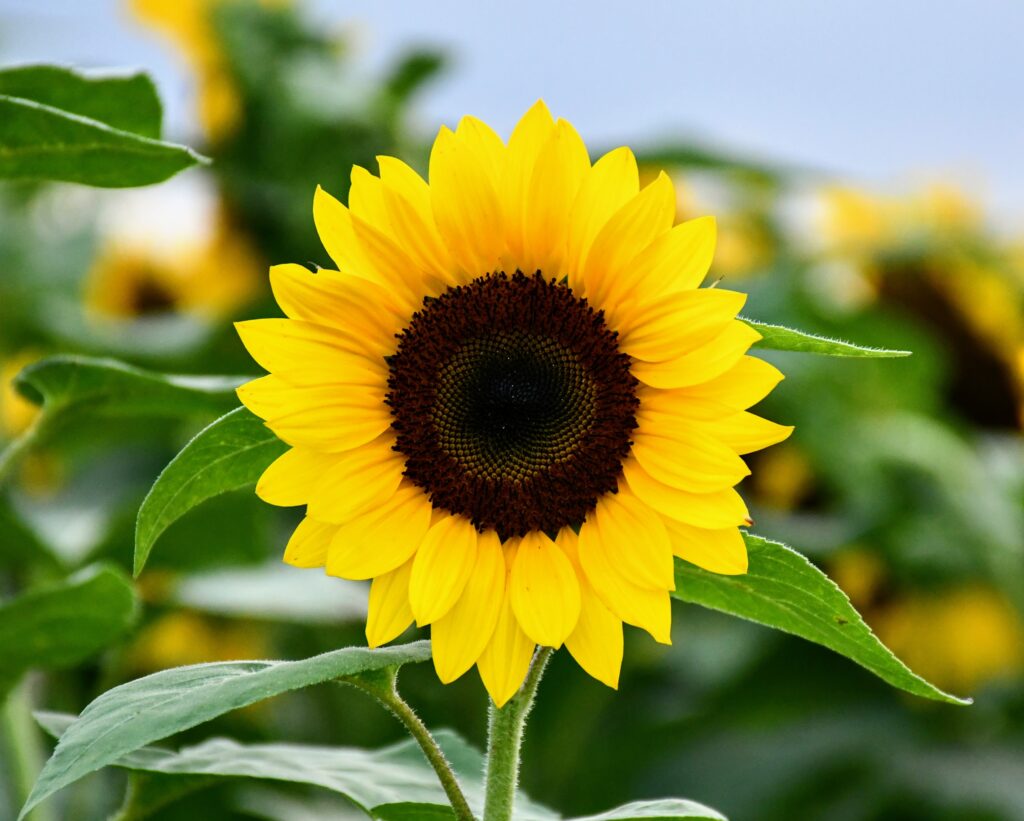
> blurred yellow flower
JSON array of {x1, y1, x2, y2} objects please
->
[
  {"x1": 130, "y1": 611, "x2": 268, "y2": 671},
  {"x1": 751, "y1": 444, "x2": 814, "y2": 510},
  {"x1": 875, "y1": 586, "x2": 1024, "y2": 694},
  {"x1": 0, "y1": 351, "x2": 41, "y2": 438},
  {"x1": 130, "y1": 0, "x2": 287, "y2": 141},
  {"x1": 828, "y1": 548, "x2": 886, "y2": 611}
]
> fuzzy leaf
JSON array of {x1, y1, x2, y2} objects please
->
[
  {"x1": 743, "y1": 319, "x2": 911, "y2": 357},
  {"x1": 673, "y1": 534, "x2": 969, "y2": 705},
  {"x1": 134, "y1": 407, "x2": 286, "y2": 576}
]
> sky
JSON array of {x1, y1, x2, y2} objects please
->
[{"x1": 4, "y1": 0, "x2": 1023, "y2": 226}]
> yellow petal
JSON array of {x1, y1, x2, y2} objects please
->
[
  {"x1": 238, "y1": 375, "x2": 390, "y2": 453},
  {"x1": 673, "y1": 355, "x2": 785, "y2": 412},
  {"x1": 455, "y1": 115, "x2": 505, "y2": 177},
  {"x1": 622, "y1": 456, "x2": 751, "y2": 529},
  {"x1": 408, "y1": 515, "x2": 479, "y2": 625},
  {"x1": 305, "y1": 436, "x2": 405, "y2": 524},
  {"x1": 283, "y1": 516, "x2": 336, "y2": 568},
  {"x1": 695, "y1": 412, "x2": 794, "y2": 455},
  {"x1": 509, "y1": 530, "x2": 581, "y2": 647},
  {"x1": 632, "y1": 419, "x2": 751, "y2": 493},
  {"x1": 326, "y1": 483, "x2": 432, "y2": 580},
  {"x1": 349, "y1": 165, "x2": 392, "y2": 232},
  {"x1": 558, "y1": 528, "x2": 624, "y2": 688},
  {"x1": 582, "y1": 172, "x2": 675, "y2": 306},
  {"x1": 612, "y1": 215, "x2": 717, "y2": 304},
  {"x1": 565, "y1": 147, "x2": 639, "y2": 283},
  {"x1": 631, "y1": 320, "x2": 762, "y2": 389},
  {"x1": 616, "y1": 288, "x2": 747, "y2": 362},
  {"x1": 255, "y1": 446, "x2": 336, "y2": 507},
  {"x1": 268, "y1": 264, "x2": 404, "y2": 345},
  {"x1": 663, "y1": 519, "x2": 748, "y2": 575},
  {"x1": 431, "y1": 530, "x2": 505, "y2": 683},
  {"x1": 577, "y1": 517, "x2": 672, "y2": 644},
  {"x1": 517, "y1": 118, "x2": 590, "y2": 274},
  {"x1": 429, "y1": 125, "x2": 504, "y2": 278},
  {"x1": 477, "y1": 555, "x2": 536, "y2": 708},
  {"x1": 502, "y1": 100, "x2": 556, "y2": 265},
  {"x1": 378, "y1": 155, "x2": 432, "y2": 213},
  {"x1": 366, "y1": 557, "x2": 415, "y2": 647},
  {"x1": 589, "y1": 488, "x2": 675, "y2": 590},
  {"x1": 235, "y1": 318, "x2": 387, "y2": 387}
]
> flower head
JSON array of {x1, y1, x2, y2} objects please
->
[{"x1": 237, "y1": 102, "x2": 792, "y2": 705}]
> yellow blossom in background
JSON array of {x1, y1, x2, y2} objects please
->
[
  {"x1": 751, "y1": 443, "x2": 815, "y2": 510},
  {"x1": 875, "y1": 586, "x2": 1024, "y2": 694},
  {"x1": 129, "y1": 611, "x2": 268, "y2": 672},
  {"x1": 0, "y1": 351, "x2": 41, "y2": 438},
  {"x1": 86, "y1": 179, "x2": 261, "y2": 321},
  {"x1": 236, "y1": 102, "x2": 793, "y2": 705},
  {"x1": 130, "y1": 0, "x2": 287, "y2": 141}
]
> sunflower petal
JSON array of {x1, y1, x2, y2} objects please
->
[
  {"x1": 326, "y1": 483, "x2": 432, "y2": 580},
  {"x1": 558, "y1": 528, "x2": 624, "y2": 688},
  {"x1": 632, "y1": 420, "x2": 751, "y2": 493},
  {"x1": 477, "y1": 554, "x2": 536, "y2": 708},
  {"x1": 615, "y1": 215, "x2": 717, "y2": 303},
  {"x1": 255, "y1": 446, "x2": 336, "y2": 507},
  {"x1": 622, "y1": 456, "x2": 752, "y2": 529},
  {"x1": 509, "y1": 530, "x2": 581, "y2": 647},
  {"x1": 676, "y1": 355, "x2": 785, "y2": 411},
  {"x1": 408, "y1": 515, "x2": 480, "y2": 626},
  {"x1": 502, "y1": 100, "x2": 556, "y2": 265},
  {"x1": 696, "y1": 411, "x2": 794, "y2": 455},
  {"x1": 631, "y1": 320, "x2": 762, "y2": 389},
  {"x1": 431, "y1": 530, "x2": 505, "y2": 683},
  {"x1": 305, "y1": 437, "x2": 405, "y2": 524},
  {"x1": 366, "y1": 557, "x2": 415, "y2": 648},
  {"x1": 577, "y1": 518, "x2": 672, "y2": 644},
  {"x1": 590, "y1": 488, "x2": 675, "y2": 590},
  {"x1": 283, "y1": 517, "x2": 336, "y2": 568},
  {"x1": 663, "y1": 519, "x2": 748, "y2": 575}
]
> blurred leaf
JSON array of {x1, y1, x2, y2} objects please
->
[
  {"x1": 0, "y1": 64, "x2": 162, "y2": 139},
  {"x1": 0, "y1": 564, "x2": 137, "y2": 691},
  {"x1": 672, "y1": 534, "x2": 969, "y2": 705},
  {"x1": 372, "y1": 804, "x2": 456, "y2": 820},
  {"x1": 382, "y1": 50, "x2": 446, "y2": 106},
  {"x1": 20, "y1": 641, "x2": 433, "y2": 817},
  {"x1": 743, "y1": 319, "x2": 912, "y2": 357},
  {"x1": 0, "y1": 95, "x2": 205, "y2": 187},
  {"x1": 134, "y1": 407, "x2": 286, "y2": 576},
  {"x1": 571, "y1": 800, "x2": 727, "y2": 820},
  {"x1": 13, "y1": 356, "x2": 242, "y2": 419},
  {"x1": 0, "y1": 497, "x2": 60, "y2": 571}
]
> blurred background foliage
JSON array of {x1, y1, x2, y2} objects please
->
[{"x1": 0, "y1": 1, "x2": 1022, "y2": 820}]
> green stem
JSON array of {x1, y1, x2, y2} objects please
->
[
  {"x1": 343, "y1": 668, "x2": 475, "y2": 821},
  {"x1": 1, "y1": 680, "x2": 54, "y2": 821},
  {"x1": 482, "y1": 647, "x2": 553, "y2": 821}
]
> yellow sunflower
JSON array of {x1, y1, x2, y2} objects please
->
[{"x1": 236, "y1": 102, "x2": 792, "y2": 706}]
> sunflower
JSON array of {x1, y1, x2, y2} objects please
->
[{"x1": 236, "y1": 102, "x2": 792, "y2": 706}]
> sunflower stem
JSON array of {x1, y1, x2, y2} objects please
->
[
  {"x1": 482, "y1": 647, "x2": 554, "y2": 821},
  {"x1": 341, "y1": 667, "x2": 476, "y2": 821}
]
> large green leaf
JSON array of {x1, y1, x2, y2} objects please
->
[
  {"x1": 743, "y1": 319, "x2": 911, "y2": 358},
  {"x1": 673, "y1": 534, "x2": 969, "y2": 705},
  {"x1": 0, "y1": 564, "x2": 137, "y2": 689},
  {"x1": 134, "y1": 407, "x2": 286, "y2": 576},
  {"x1": 13, "y1": 356, "x2": 243, "y2": 419},
  {"x1": 571, "y1": 800, "x2": 727, "y2": 820},
  {"x1": 0, "y1": 96, "x2": 205, "y2": 187},
  {"x1": 20, "y1": 642, "x2": 433, "y2": 817},
  {"x1": 0, "y1": 65, "x2": 162, "y2": 139}
]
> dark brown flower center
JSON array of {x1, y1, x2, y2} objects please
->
[{"x1": 387, "y1": 272, "x2": 638, "y2": 539}]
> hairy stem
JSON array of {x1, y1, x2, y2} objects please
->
[
  {"x1": 482, "y1": 647, "x2": 553, "y2": 821},
  {"x1": 343, "y1": 668, "x2": 475, "y2": 821}
]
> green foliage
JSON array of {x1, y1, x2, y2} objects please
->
[
  {"x1": 673, "y1": 534, "x2": 969, "y2": 705},
  {"x1": 0, "y1": 564, "x2": 137, "y2": 692},
  {"x1": 134, "y1": 407, "x2": 286, "y2": 576},
  {"x1": 572, "y1": 801, "x2": 727, "y2": 820},
  {"x1": 20, "y1": 642, "x2": 433, "y2": 817},
  {"x1": 0, "y1": 65, "x2": 205, "y2": 187},
  {"x1": 743, "y1": 319, "x2": 912, "y2": 357}
]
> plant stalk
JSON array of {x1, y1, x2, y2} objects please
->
[
  {"x1": 343, "y1": 668, "x2": 476, "y2": 821},
  {"x1": 482, "y1": 647, "x2": 554, "y2": 821}
]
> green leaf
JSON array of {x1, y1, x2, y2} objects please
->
[
  {"x1": 20, "y1": 642, "x2": 433, "y2": 818},
  {"x1": 0, "y1": 564, "x2": 137, "y2": 689},
  {"x1": 570, "y1": 799, "x2": 727, "y2": 820},
  {"x1": 0, "y1": 65, "x2": 162, "y2": 139},
  {"x1": 373, "y1": 805, "x2": 456, "y2": 821},
  {"x1": 673, "y1": 534, "x2": 969, "y2": 705},
  {"x1": 134, "y1": 407, "x2": 287, "y2": 576},
  {"x1": 13, "y1": 356, "x2": 243, "y2": 418},
  {"x1": 0, "y1": 68, "x2": 206, "y2": 187},
  {"x1": 743, "y1": 319, "x2": 911, "y2": 358}
]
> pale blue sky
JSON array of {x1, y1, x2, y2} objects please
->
[{"x1": 4, "y1": 0, "x2": 1023, "y2": 224}]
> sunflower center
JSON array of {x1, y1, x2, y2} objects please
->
[{"x1": 387, "y1": 272, "x2": 638, "y2": 538}]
